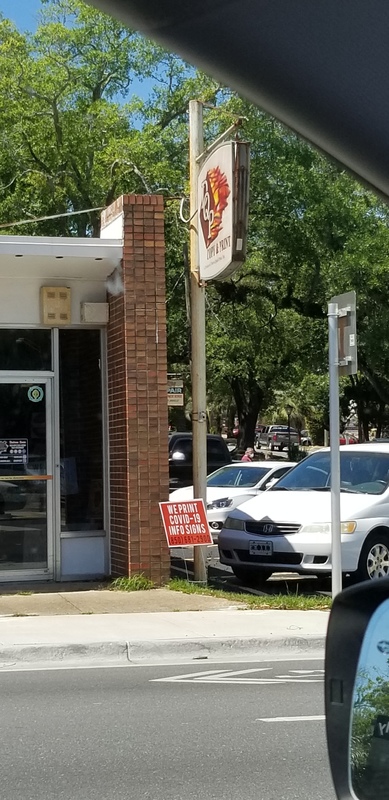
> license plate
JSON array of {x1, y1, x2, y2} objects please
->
[{"x1": 249, "y1": 540, "x2": 273, "y2": 556}]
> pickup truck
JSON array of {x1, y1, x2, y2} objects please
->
[{"x1": 257, "y1": 425, "x2": 300, "y2": 451}]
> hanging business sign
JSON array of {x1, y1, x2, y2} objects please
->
[{"x1": 198, "y1": 141, "x2": 250, "y2": 281}]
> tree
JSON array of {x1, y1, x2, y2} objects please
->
[
  {"x1": 3, "y1": 1, "x2": 389, "y2": 446},
  {"x1": 0, "y1": 0, "x2": 219, "y2": 237},
  {"x1": 203, "y1": 98, "x2": 389, "y2": 443}
]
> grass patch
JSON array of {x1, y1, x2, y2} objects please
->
[
  {"x1": 168, "y1": 578, "x2": 331, "y2": 610},
  {"x1": 110, "y1": 574, "x2": 154, "y2": 592}
]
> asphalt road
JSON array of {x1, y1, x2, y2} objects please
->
[{"x1": 0, "y1": 656, "x2": 334, "y2": 800}]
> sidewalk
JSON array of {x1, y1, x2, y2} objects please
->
[{"x1": 0, "y1": 585, "x2": 328, "y2": 666}]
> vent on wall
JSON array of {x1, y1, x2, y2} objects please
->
[
  {"x1": 41, "y1": 287, "x2": 71, "y2": 325},
  {"x1": 80, "y1": 302, "x2": 109, "y2": 324}
]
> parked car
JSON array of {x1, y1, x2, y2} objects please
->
[
  {"x1": 258, "y1": 424, "x2": 300, "y2": 451},
  {"x1": 300, "y1": 429, "x2": 312, "y2": 447},
  {"x1": 168, "y1": 433, "x2": 231, "y2": 490},
  {"x1": 169, "y1": 460, "x2": 296, "y2": 540},
  {"x1": 254, "y1": 424, "x2": 267, "y2": 449},
  {"x1": 339, "y1": 433, "x2": 358, "y2": 444},
  {"x1": 219, "y1": 443, "x2": 389, "y2": 586}
]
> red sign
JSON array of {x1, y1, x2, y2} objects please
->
[{"x1": 159, "y1": 499, "x2": 213, "y2": 547}]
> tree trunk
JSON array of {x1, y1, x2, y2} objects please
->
[
  {"x1": 227, "y1": 404, "x2": 236, "y2": 437},
  {"x1": 230, "y1": 377, "x2": 263, "y2": 449},
  {"x1": 376, "y1": 402, "x2": 385, "y2": 439}
]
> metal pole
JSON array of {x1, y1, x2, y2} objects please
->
[
  {"x1": 189, "y1": 100, "x2": 207, "y2": 583},
  {"x1": 288, "y1": 413, "x2": 291, "y2": 456},
  {"x1": 328, "y1": 302, "x2": 342, "y2": 598}
]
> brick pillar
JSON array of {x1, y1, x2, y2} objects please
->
[{"x1": 102, "y1": 195, "x2": 170, "y2": 585}]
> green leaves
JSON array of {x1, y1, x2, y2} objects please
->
[{"x1": 2, "y1": 1, "x2": 389, "y2": 441}]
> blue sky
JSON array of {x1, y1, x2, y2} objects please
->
[
  {"x1": 0, "y1": 0, "x2": 153, "y2": 100},
  {"x1": 1, "y1": 0, "x2": 41, "y2": 30}
]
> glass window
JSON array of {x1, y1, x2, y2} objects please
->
[
  {"x1": 171, "y1": 439, "x2": 192, "y2": 460},
  {"x1": 206, "y1": 440, "x2": 227, "y2": 459},
  {"x1": 0, "y1": 381, "x2": 48, "y2": 570},
  {"x1": 207, "y1": 465, "x2": 270, "y2": 487},
  {"x1": 59, "y1": 330, "x2": 104, "y2": 531},
  {"x1": 272, "y1": 451, "x2": 389, "y2": 495},
  {"x1": 0, "y1": 330, "x2": 51, "y2": 371}
]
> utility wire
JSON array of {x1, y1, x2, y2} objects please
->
[
  {"x1": 0, "y1": 196, "x2": 184, "y2": 231},
  {"x1": 0, "y1": 207, "x2": 105, "y2": 230}
]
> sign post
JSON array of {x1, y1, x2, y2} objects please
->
[
  {"x1": 189, "y1": 100, "x2": 208, "y2": 583},
  {"x1": 188, "y1": 100, "x2": 250, "y2": 583},
  {"x1": 328, "y1": 290, "x2": 357, "y2": 599}
]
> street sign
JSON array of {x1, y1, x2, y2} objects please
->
[
  {"x1": 159, "y1": 498, "x2": 213, "y2": 547},
  {"x1": 198, "y1": 141, "x2": 250, "y2": 281},
  {"x1": 373, "y1": 716, "x2": 389, "y2": 740},
  {"x1": 167, "y1": 378, "x2": 184, "y2": 407},
  {"x1": 330, "y1": 290, "x2": 357, "y2": 376}
]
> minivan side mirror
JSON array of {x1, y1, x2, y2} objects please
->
[
  {"x1": 325, "y1": 578, "x2": 389, "y2": 800},
  {"x1": 264, "y1": 477, "x2": 279, "y2": 489}
]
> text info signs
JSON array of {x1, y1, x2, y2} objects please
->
[{"x1": 159, "y1": 499, "x2": 213, "y2": 547}]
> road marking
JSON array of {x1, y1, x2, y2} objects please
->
[
  {"x1": 151, "y1": 667, "x2": 324, "y2": 685},
  {"x1": 276, "y1": 670, "x2": 324, "y2": 678},
  {"x1": 151, "y1": 668, "x2": 232, "y2": 682},
  {"x1": 196, "y1": 667, "x2": 272, "y2": 678},
  {"x1": 289, "y1": 669, "x2": 325, "y2": 674},
  {"x1": 151, "y1": 667, "x2": 271, "y2": 683},
  {"x1": 257, "y1": 715, "x2": 325, "y2": 722}
]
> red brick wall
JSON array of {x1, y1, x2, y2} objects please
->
[{"x1": 103, "y1": 195, "x2": 170, "y2": 584}]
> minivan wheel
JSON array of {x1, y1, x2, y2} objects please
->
[
  {"x1": 232, "y1": 567, "x2": 272, "y2": 587},
  {"x1": 356, "y1": 532, "x2": 389, "y2": 581}
]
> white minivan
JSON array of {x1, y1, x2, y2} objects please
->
[{"x1": 219, "y1": 443, "x2": 389, "y2": 586}]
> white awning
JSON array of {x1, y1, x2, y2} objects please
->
[{"x1": 0, "y1": 236, "x2": 123, "y2": 280}]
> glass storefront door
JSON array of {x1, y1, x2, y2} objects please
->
[{"x1": 0, "y1": 378, "x2": 52, "y2": 575}]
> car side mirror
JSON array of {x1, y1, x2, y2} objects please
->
[
  {"x1": 171, "y1": 451, "x2": 186, "y2": 461},
  {"x1": 264, "y1": 477, "x2": 279, "y2": 489},
  {"x1": 325, "y1": 579, "x2": 389, "y2": 800}
]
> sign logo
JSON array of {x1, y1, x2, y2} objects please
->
[
  {"x1": 199, "y1": 166, "x2": 230, "y2": 249},
  {"x1": 27, "y1": 385, "x2": 44, "y2": 403}
]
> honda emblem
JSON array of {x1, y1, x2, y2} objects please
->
[{"x1": 263, "y1": 524, "x2": 274, "y2": 534}]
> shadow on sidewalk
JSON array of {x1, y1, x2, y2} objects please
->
[{"x1": 170, "y1": 555, "x2": 332, "y2": 597}]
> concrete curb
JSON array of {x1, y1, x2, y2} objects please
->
[{"x1": 0, "y1": 635, "x2": 326, "y2": 666}]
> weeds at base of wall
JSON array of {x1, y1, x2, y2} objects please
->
[{"x1": 110, "y1": 574, "x2": 154, "y2": 592}]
